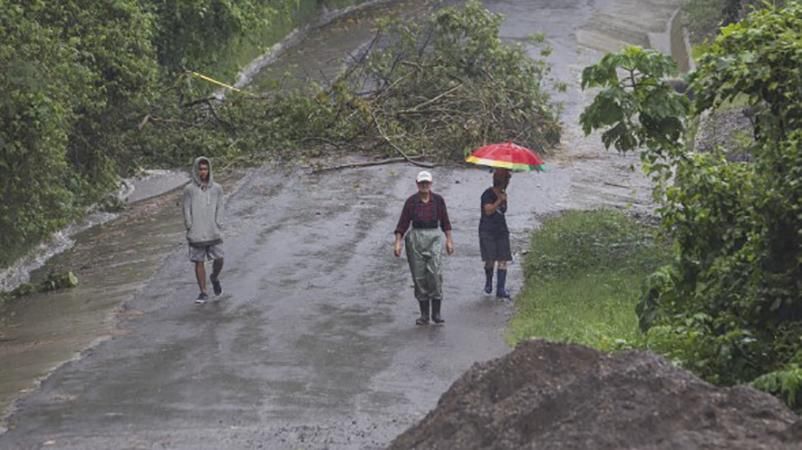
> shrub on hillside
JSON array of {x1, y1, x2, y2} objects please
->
[{"x1": 580, "y1": 2, "x2": 802, "y2": 404}]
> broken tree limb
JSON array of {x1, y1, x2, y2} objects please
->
[
  {"x1": 182, "y1": 96, "x2": 219, "y2": 108},
  {"x1": 370, "y1": 111, "x2": 434, "y2": 169},
  {"x1": 399, "y1": 83, "x2": 463, "y2": 114},
  {"x1": 137, "y1": 114, "x2": 151, "y2": 130},
  {"x1": 299, "y1": 136, "x2": 346, "y2": 148},
  {"x1": 311, "y1": 156, "x2": 433, "y2": 174}
]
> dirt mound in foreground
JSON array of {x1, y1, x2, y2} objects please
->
[{"x1": 388, "y1": 340, "x2": 802, "y2": 450}]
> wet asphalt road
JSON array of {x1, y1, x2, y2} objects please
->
[
  {"x1": 0, "y1": 0, "x2": 679, "y2": 447},
  {"x1": 1, "y1": 165, "x2": 568, "y2": 449}
]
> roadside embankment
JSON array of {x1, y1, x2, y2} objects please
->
[{"x1": 506, "y1": 210, "x2": 669, "y2": 350}]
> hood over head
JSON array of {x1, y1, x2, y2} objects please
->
[{"x1": 192, "y1": 156, "x2": 214, "y2": 186}]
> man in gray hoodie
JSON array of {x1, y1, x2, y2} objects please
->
[{"x1": 183, "y1": 156, "x2": 225, "y2": 304}]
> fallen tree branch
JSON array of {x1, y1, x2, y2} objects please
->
[
  {"x1": 311, "y1": 156, "x2": 431, "y2": 173},
  {"x1": 138, "y1": 114, "x2": 151, "y2": 130},
  {"x1": 399, "y1": 83, "x2": 463, "y2": 114},
  {"x1": 205, "y1": 100, "x2": 234, "y2": 131},
  {"x1": 182, "y1": 96, "x2": 219, "y2": 108},
  {"x1": 370, "y1": 111, "x2": 434, "y2": 168},
  {"x1": 299, "y1": 136, "x2": 346, "y2": 148}
]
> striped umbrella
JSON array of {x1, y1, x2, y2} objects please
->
[{"x1": 465, "y1": 142, "x2": 546, "y2": 172}]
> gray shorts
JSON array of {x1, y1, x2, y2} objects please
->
[{"x1": 188, "y1": 243, "x2": 224, "y2": 262}]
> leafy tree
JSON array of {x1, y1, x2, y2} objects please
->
[
  {"x1": 0, "y1": 0, "x2": 285, "y2": 267},
  {"x1": 144, "y1": 0, "x2": 274, "y2": 73},
  {"x1": 1, "y1": 2, "x2": 88, "y2": 256},
  {"x1": 580, "y1": 2, "x2": 802, "y2": 388},
  {"x1": 33, "y1": 0, "x2": 160, "y2": 190}
]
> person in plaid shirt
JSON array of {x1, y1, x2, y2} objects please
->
[{"x1": 394, "y1": 171, "x2": 454, "y2": 325}]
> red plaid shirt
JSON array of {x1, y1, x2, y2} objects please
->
[{"x1": 395, "y1": 193, "x2": 452, "y2": 236}]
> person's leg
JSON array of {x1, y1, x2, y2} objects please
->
[
  {"x1": 496, "y1": 234, "x2": 512, "y2": 298},
  {"x1": 484, "y1": 261, "x2": 495, "y2": 294},
  {"x1": 428, "y1": 232, "x2": 445, "y2": 324},
  {"x1": 426, "y1": 233, "x2": 443, "y2": 300},
  {"x1": 405, "y1": 232, "x2": 427, "y2": 301},
  {"x1": 431, "y1": 298, "x2": 444, "y2": 324},
  {"x1": 211, "y1": 258, "x2": 223, "y2": 277},
  {"x1": 189, "y1": 245, "x2": 208, "y2": 302},
  {"x1": 210, "y1": 258, "x2": 223, "y2": 295},
  {"x1": 496, "y1": 265, "x2": 509, "y2": 298},
  {"x1": 480, "y1": 232, "x2": 495, "y2": 294},
  {"x1": 406, "y1": 231, "x2": 430, "y2": 325},
  {"x1": 208, "y1": 245, "x2": 225, "y2": 295},
  {"x1": 195, "y1": 261, "x2": 207, "y2": 294},
  {"x1": 416, "y1": 300, "x2": 430, "y2": 325}
]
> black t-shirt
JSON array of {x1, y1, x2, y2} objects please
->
[{"x1": 479, "y1": 188, "x2": 508, "y2": 234}]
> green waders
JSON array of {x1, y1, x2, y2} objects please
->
[{"x1": 405, "y1": 228, "x2": 444, "y2": 324}]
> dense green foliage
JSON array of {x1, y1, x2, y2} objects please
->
[
  {"x1": 752, "y1": 365, "x2": 802, "y2": 411},
  {"x1": 580, "y1": 2, "x2": 802, "y2": 401},
  {"x1": 145, "y1": 1, "x2": 274, "y2": 72},
  {"x1": 0, "y1": 0, "x2": 330, "y2": 268},
  {"x1": 683, "y1": 0, "x2": 786, "y2": 44},
  {"x1": 508, "y1": 210, "x2": 670, "y2": 349},
  {"x1": 1, "y1": 0, "x2": 159, "y2": 264}
]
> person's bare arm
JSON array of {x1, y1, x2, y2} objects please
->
[{"x1": 394, "y1": 232, "x2": 404, "y2": 257}]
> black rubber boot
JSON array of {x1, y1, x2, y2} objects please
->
[
  {"x1": 431, "y1": 299, "x2": 445, "y2": 324},
  {"x1": 497, "y1": 269, "x2": 511, "y2": 299},
  {"x1": 416, "y1": 300, "x2": 430, "y2": 325},
  {"x1": 484, "y1": 267, "x2": 494, "y2": 294}
]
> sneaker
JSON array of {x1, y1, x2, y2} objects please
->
[
  {"x1": 211, "y1": 278, "x2": 222, "y2": 296},
  {"x1": 195, "y1": 292, "x2": 209, "y2": 304},
  {"x1": 496, "y1": 288, "x2": 512, "y2": 299},
  {"x1": 484, "y1": 284, "x2": 493, "y2": 295}
]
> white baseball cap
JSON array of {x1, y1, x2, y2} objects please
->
[{"x1": 416, "y1": 171, "x2": 433, "y2": 183}]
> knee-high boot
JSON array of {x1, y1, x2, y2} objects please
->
[
  {"x1": 416, "y1": 300, "x2": 430, "y2": 325},
  {"x1": 497, "y1": 269, "x2": 511, "y2": 299},
  {"x1": 431, "y1": 299, "x2": 444, "y2": 324},
  {"x1": 484, "y1": 267, "x2": 494, "y2": 294}
]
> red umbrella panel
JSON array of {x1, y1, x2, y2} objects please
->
[{"x1": 466, "y1": 142, "x2": 546, "y2": 172}]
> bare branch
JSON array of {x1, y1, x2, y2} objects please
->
[
  {"x1": 370, "y1": 111, "x2": 434, "y2": 168},
  {"x1": 311, "y1": 156, "x2": 427, "y2": 173}
]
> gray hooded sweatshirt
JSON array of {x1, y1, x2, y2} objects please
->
[{"x1": 183, "y1": 156, "x2": 224, "y2": 246}]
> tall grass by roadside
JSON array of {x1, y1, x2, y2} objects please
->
[{"x1": 507, "y1": 210, "x2": 670, "y2": 350}]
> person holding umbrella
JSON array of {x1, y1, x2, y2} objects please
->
[
  {"x1": 394, "y1": 171, "x2": 455, "y2": 325},
  {"x1": 480, "y1": 168, "x2": 513, "y2": 298},
  {"x1": 466, "y1": 141, "x2": 546, "y2": 299}
]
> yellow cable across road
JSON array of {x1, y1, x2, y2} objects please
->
[{"x1": 188, "y1": 71, "x2": 253, "y2": 95}]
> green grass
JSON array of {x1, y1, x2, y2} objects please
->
[{"x1": 507, "y1": 210, "x2": 671, "y2": 350}]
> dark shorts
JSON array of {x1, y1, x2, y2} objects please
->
[{"x1": 479, "y1": 231, "x2": 512, "y2": 262}]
